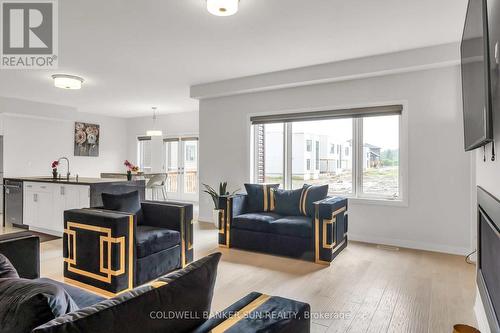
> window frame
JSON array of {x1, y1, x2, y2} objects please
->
[
  {"x1": 137, "y1": 137, "x2": 153, "y2": 172},
  {"x1": 251, "y1": 107, "x2": 407, "y2": 206}
]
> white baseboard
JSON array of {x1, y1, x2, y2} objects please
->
[
  {"x1": 198, "y1": 215, "x2": 217, "y2": 226},
  {"x1": 349, "y1": 233, "x2": 471, "y2": 256},
  {"x1": 196, "y1": 218, "x2": 470, "y2": 255},
  {"x1": 474, "y1": 288, "x2": 492, "y2": 333},
  {"x1": 197, "y1": 215, "x2": 211, "y2": 223}
]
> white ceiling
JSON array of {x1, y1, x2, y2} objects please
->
[{"x1": 0, "y1": 0, "x2": 468, "y2": 118}]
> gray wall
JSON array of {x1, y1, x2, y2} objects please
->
[{"x1": 199, "y1": 65, "x2": 474, "y2": 255}]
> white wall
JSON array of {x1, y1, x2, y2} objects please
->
[
  {"x1": 198, "y1": 65, "x2": 473, "y2": 255},
  {"x1": 0, "y1": 97, "x2": 127, "y2": 178},
  {"x1": 126, "y1": 111, "x2": 199, "y2": 171}
]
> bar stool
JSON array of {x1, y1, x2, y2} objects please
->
[{"x1": 146, "y1": 174, "x2": 168, "y2": 201}]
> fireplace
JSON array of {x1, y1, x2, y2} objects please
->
[{"x1": 477, "y1": 187, "x2": 500, "y2": 333}]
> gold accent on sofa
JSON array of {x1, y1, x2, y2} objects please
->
[
  {"x1": 150, "y1": 280, "x2": 168, "y2": 288},
  {"x1": 300, "y1": 186, "x2": 311, "y2": 215},
  {"x1": 315, "y1": 204, "x2": 347, "y2": 265},
  {"x1": 226, "y1": 199, "x2": 231, "y2": 247},
  {"x1": 322, "y1": 218, "x2": 336, "y2": 249},
  {"x1": 269, "y1": 189, "x2": 275, "y2": 211},
  {"x1": 211, "y1": 294, "x2": 272, "y2": 333},
  {"x1": 322, "y1": 206, "x2": 346, "y2": 249},
  {"x1": 218, "y1": 209, "x2": 225, "y2": 234},
  {"x1": 263, "y1": 184, "x2": 268, "y2": 211}
]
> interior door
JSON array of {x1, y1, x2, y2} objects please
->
[{"x1": 164, "y1": 137, "x2": 198, "y2": 202}]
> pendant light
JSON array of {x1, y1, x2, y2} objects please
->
[{"x1": 146, "y1": 107, "x2": 163, "y2": 136}]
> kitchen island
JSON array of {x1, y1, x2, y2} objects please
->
[{"x1": 3, "y1": 177, "x2": 145, "y2": 236}]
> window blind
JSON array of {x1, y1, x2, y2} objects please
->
[
  {"x1": 250, "y1": 104, "x2": 403, "y2": 125},
  {"x1": 180, "y1": 137, "x2": 199, "y2": 141},
  {"x1": 163, "y1": 138, "x2": 180, "y2": 142}
]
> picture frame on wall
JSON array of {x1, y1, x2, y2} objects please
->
[{"x1": 74, "y1": 122, "x2": 100, "y2": 157}]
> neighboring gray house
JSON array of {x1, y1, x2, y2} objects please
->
[{"x1": 260, "y1": 129, "x2": 382, "y2": 181}]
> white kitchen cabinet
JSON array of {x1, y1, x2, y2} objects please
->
[
  {"x1": 23, "y1": 182, "x2": 90, "y2": 235},
  {"x1": 53, "y1": 184, "x2": 90, "y2": 229},
  {"x1": 23, "y1": 182, "x2": 55, "y2": 232}
]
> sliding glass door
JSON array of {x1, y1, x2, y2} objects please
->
[{"x1": 164, "y1": 137, "x2": 198, "y2": 202}]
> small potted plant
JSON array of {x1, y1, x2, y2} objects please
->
[
  {"x1": 124, "y1": 160, "x2": 139, "y2": 181},
  {"x1": 202, "y1": 182, "x2": 239, "y2": 226},
  {"x1": 51, "y1": 160, "x2": 59, "y2": 179}
]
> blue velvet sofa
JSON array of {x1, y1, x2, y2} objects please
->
[
  {"x1": 0, "y1": 232, "x2": 311, "y2": 333},
  {"x1": 218, "y1": 184, "x2": 348, "y2": 264}
]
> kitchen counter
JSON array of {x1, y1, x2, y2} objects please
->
[
  {"x1": 3, "y1": 177, "x2": 146, "y2": 235},
  {"x1": 4, "y1": 177, "x2": 140, "y2": 185}
]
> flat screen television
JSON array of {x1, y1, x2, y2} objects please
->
[
  {"x1": 487, "y1": 0, "x2": 500, "y2": 131},
  {"x1": 461, "y1": 0, "x2": 493, "y2": 151}
]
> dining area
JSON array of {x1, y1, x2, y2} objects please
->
[{"x1": 100, "y1": 171, "x2": 197, "y2": 202}]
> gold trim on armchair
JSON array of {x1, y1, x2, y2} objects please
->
[
  {"x1": 181, "y1": 207, "x2": 186, "y2": 267},
  {"x1": 63, "y1": 215, "x2": 134, "y2": 292},
  {"x1": 65, "y1": 229, "x2": 76, "y2": 265},
  {"x1": 99, "y1": 235, "x2": 126, "y2": 276}
]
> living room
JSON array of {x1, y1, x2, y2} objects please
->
[{"x1": 0, "y1": 0, "x2": 497, "y2": 332}]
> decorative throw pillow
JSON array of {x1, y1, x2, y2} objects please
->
[
  {"x1": 300, "y1": 184, "x2": 329, "y2": 217},
  {"x1": 273, "y1": 188, "x2": 303, "y2": 216},
  {"x1": 244, "y1": 184, "x2": 280, "y2": 212},
  {"x1": 0, "y1": 254, "x2": 19, "y2": 279},
  {"x1": 102, "y1": 190, "x2": 144, "y2": 224},
  {"x1": 33, "y1": 253, "x2": 222, "y2": 333},
  {"x1": 0, "y1": 278, "x2": 78, "y2": 333}
]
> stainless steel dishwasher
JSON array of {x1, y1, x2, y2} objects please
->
[{"x1": 4, "y1": 179, "x2": 24, "y2": 228}]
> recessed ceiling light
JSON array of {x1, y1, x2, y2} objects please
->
[
  {"x1": 207, "y1": 0, "x2": 239, "y2": 16},
  {"x1": 52, "y1": 74, "x2": 84, "y2": 90}
]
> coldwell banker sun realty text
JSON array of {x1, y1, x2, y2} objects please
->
[{"x1": 1, "y1": 0, "x2": 58, "y2": 69}]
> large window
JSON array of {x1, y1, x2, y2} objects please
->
[{"x1": 252, "y1": 108, "x2": 402, "y2": 201}]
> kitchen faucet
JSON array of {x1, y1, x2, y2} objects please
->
[{"x1": 58, "y1": 157, "x2": 70, "y2": 180}]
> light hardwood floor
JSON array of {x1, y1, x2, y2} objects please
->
[{"x1": 3, "y1": 221, "x2": 477, "y2": 333}]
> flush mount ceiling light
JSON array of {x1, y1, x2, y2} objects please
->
[
  {"x1": 51, "y1": 74, "x2": 84, "y2": 90},
  {"x1": 207, "y1": 0, "x2": 239, "y2": 16},
  {"x1": 146, "y1": 107, "x2": 163, "y2": 137}
]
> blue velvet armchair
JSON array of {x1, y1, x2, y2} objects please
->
[{"x1": 63, "y1": 200, "x2": 193, "y2": 296}]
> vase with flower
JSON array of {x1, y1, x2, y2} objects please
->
[
  {"x1": 124, "y1": 160, "x2": 139, "y2": 181},
  {"x1": 51, "y1": 160, "x2": 59, "y2": 179}
]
